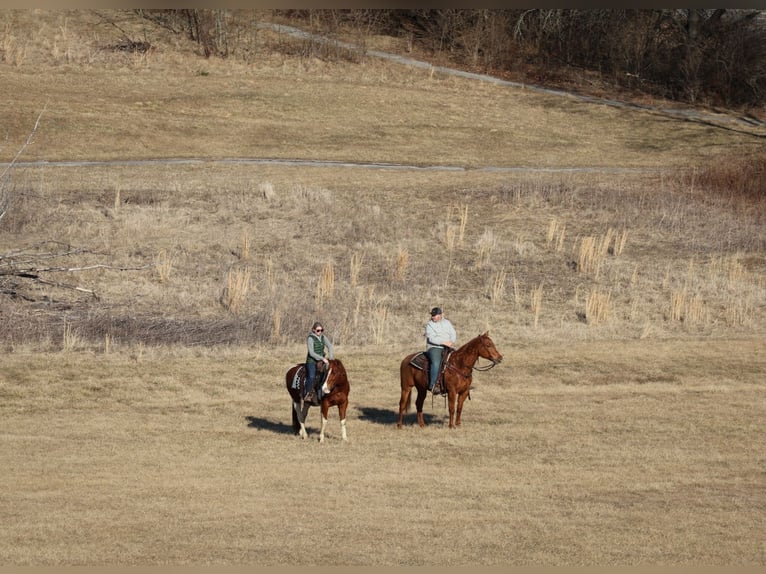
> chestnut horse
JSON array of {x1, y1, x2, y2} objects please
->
[
  {"x1": 286, "y1": 358, "x2": 350, "y2": 443},
  {"x1": 398, "y1": 332, "x2": 503, "y2": 429}
]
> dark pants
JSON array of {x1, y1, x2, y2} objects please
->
[
  {"x1": 426, "y1": 347, "x2": 443, "y2": 390},
  {"x1": 305, "y1": 361, "x2": 317, "y2": 397}
]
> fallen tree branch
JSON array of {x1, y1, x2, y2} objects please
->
[
  {"x1": 1, "y1": 263, "x2": 155, "y2": 275},
  {"x1": 35, "y1": 278, "x2": 100, "y2": 299}
]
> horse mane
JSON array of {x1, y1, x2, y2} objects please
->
[
  {"x1": 455, "y1": 332, "x2": 489, "y2": 354},
  {"x1": 329, "y1": 358, "x2": 346, "y2": 374},
  {"x1": 328, "y1": 358, "x2": 349, "y2": 387}
]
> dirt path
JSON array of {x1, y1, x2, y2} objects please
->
[{"x1": 12, "y1": 158, "x2": 666, "y2": 174}]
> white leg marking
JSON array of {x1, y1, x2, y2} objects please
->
[
  {"x1": 319, "y1": 416, "x2": 328, "y2": 443},
  {"x1": 340, "y1": 418, "x2": 347, "y2": 441},
  {"x1": 294, "y1": 401, "x2": 309, "y2": 439}
]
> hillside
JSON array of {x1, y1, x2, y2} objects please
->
[{"x1": 1, "y1": 9, "x2": 764, "y2": 350}]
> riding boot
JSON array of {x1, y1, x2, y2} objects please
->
[{"x1": 304, "y1": 385, "x2": 319, "y2": 405}]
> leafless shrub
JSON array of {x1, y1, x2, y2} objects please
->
[{"x1": 690, "y1": 151, "x2": 766, "y2": 205}]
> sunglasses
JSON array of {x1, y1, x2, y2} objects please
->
[{"x1": 315, "y1": 328, "x2": 323, "y2": 332}]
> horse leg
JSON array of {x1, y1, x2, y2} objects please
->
[
  {"x1": 319, "y1": 416, "x2": 328, "y2": 444},
  {"x1": 291, "y1": 401, "x2": 307, "y2": 438},
  {"x1": 296, "y1": 402, "x2": 311, "y2": 439},
  {"x1": 414, "y1": 386, "x2": 427, "y2": 428},
  {"x1": 447, "y1": 391, "x2": 457, "y2": 429},
  {"x1": 455, "y1": 391, "x2": 470, "y2": 427},
  {"x1": 319, "y1": 401, "x2": 330, "y2": 444},
  {"x1": 338, "y1": 400, "x2": 348, "y2": 442},
  {"x1": 397, "y1": 385, "x2": 412, "y2": 429}
]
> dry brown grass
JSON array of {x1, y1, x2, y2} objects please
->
[
  {"x1": 0, "y1": 339, "x2": 764, "y2": 565},
  {"x1": 1, "y1": 9, "x2": 765, "y2": 566}
]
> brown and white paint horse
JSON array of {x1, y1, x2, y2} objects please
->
[{"x1": 285, "y1": 358, "x2": 350, "y2": 443}]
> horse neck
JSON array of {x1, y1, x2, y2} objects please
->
[{"x1": 451, "y1": 337, "x2": 481, "y2": 368}]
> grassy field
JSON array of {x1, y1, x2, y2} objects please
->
[{"x1": 1, "y1": 10, "x2": 765, "y2": 565}]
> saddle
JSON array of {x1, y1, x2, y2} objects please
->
[
  {"x1": 292, "y1": 362, "x2": 328, "y2": 403},
  {"x1": 409, "y1": 348, "x2": 452, "y2": 394}
]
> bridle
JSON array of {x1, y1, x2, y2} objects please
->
[
  {"x1": 473, "y1": 337, "x2": 502, "y2": 371},
  {"x1": 445, "y1": 337, "x2": 501, "y2": 376}
]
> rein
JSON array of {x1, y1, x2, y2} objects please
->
[
  {"x1": 472, "y1": 361, "x2": 498, "y2": 372},
  {"x1": 445, "y1": 336, "x2": 500, "y2": 377},
  {"x1": 446, "y1": 358, "x2": 498, "y2": 377}
]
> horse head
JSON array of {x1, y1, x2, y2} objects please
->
[
  {"x1": 478, "y1": 331, "x2": 503, "y2": 365},
  {"x1": 321, "y1": 358, "x2": 349, "y2": 395}
]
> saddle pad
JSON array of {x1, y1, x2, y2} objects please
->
[
  {"x1": 409, "y1": 352, "x2": 428, "y2": 371},
  {"x1": 291, "y1": 366, "x2": 305, "y2": 391}
]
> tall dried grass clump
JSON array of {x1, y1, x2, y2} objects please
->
[
  {"x1": 669, "y1": 288, "x2": 710, "y2": 326},
  {"x1": 391, "y1": 246, "x2": 409, "y2": 281},
  {"x1": 670, "y1": 288, "x2": 687, "y2": 322},
  {"x1": 530, "y1": 282, "x2": 543, "y2": 328},
  {"x1": 238, "y1": 229, "x2": 251, "y2": 260},
  {"x1": 316, "y1": 260, "x2": 335, "y2": 305},
  {"x1": 455, "y1": 203, "x2": 468, "y2": 245},
  {"x1": 370, "y1": 303, "x2": 388, "y2": 345},
  {"x1": 585, "y1": 289, "x2": 611, "y2": 325},
  {"x1": 546, "y1": 217, "x2": 566, "y2": 252},
  {"x1": 685, "y1": 292, "x2": 708, "y2": 325},
  {"x1": 349, "y1": 251, "x2": 364, "y2": 288},
  {"x1": 259, "y1": 181, "x2": 275, "y2": 201},
  {"x1": 475, "y1": 229, "x2": 496, "y2": 268},
  {"x1": 443, "y1": 202, "x2": 468, "y2": 253},
  {"x1": 489, "y1": 269, "x2": 507, "y2": 305},
  {"x1": 154, "y1": 249, "x2": 173, "y2": 283},
  {"x1": 1, "y1": 24, "x2": 27, "y2": 66},
  {"x1": 444, "y1": 225, "x2": 457, "y2": 252},
  {"x1": 62, "y1": 321, "x2": 82, "y2": 352},
  {"x1": 576, "y1": 227, "x2": 628, "y2": 276},
  {"x1": 577, "y1": 236, "x2": 601, "y2": 276},
  {"x1": 221, "y1": 266, "x2": 251, "y2": 313},
  {"x1": 264, "y1": 256, "x2": 276, "y2": 293},
  {"x1": 270, "y1": 308, "x2": 282, "y2": 342}
]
